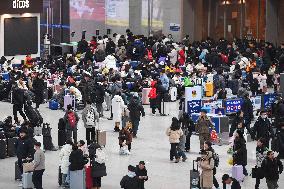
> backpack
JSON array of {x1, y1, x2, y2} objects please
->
[
  {"x1": 67, "y1": 111, "x2": 76, "y2": 128},
  {"x1": 148, "y1": 88, "x2": 157, "y2": 99}
]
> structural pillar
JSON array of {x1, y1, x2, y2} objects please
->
[{"x1": 129, "y1": 0, "x2": 142, "y2": 35}]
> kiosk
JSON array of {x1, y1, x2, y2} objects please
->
[{"x1": 0, "y1": 0, "x2": 43, "y2": 60}]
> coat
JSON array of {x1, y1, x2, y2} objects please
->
[
  {"x1": 91, "y1": 161, "x2": 107, "y2": 178},
  {"x1": 32, "y1": 78, "x2": 45, "y2": 104},
  {"x1": 15, "y1": 136, "x2": 33, "y2": 159},
  {"x1": 128, "y1": 98, "x2": 145, "y2": 121},
  {"x1": 135, "y1": 166, "x2": 148, "y2": 189},
  {"x1": 69, "y1": 149, "x2": 85, "y2": 171},
  {"x1": 199, "y1": 151, "x2": 214, "y2": 188},
  {"x1": 253, "y1": 117, "x2": 273, "y2": 140},
  {"x1": 82, "y1": 104, "x2": 99, "y2": 129},
  {"x1": 64, "y1": 110, "x2": 79, "y2": 130},
  {"x1": 166, "y1": 128, "x2": 183, "y2": 144},
  {"x1": 262, "y1": 157, "x2": 283, "y2": 180},
  {"x1": 119, "y1": 129, "x2": 132, "y2": 145},
  {"x1": 120, "y1": 174, "x2": 140, "y2": 189},
  {"x1": 233, "y1": 137, "x2": 247, "y2": 166},
  {"x1": 112, "y1": 95, "x2": 126, "y2": 123},
  {"x1": 196, "y1": 116, "x2": 213, "y2": 134},
  {"x1": 59, "y1": 144, "x2": 72, "y2": 174}
]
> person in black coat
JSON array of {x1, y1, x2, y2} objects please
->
[
  {"x1": 93, "y1": 81, "x2": 106, "y2": 118},
  {"x1": 12, "y1": 82, "x2": 27, "y2": 124},
  {"x1": 272, "y1": 125, "x2": 284, "y2": 159},
  {"x1": 15, "y1": 129, "x2": 34, "y2": 174},
  {"x1": 120, "y1": 165, "x2": 139, "y2": 189},
  {"x1": 127, "y1": 96, "x2": 145, "y2": 138},
  {"x1": 222, "y1": 174, "x2": 241, "y2": 189},
  {"x1": 261, "y1": 151, "x2": 283, "y2": 189},
  {"x1": 233, "y1": 129, "x2": 248, "y2": 176},
  {"x1": 179, "y1": 112, "x2": 194, "y2": 152},
  {"x1": 32, "y1": 73, "x2": 46, "y2": 109},
  {"x1": 252, "y1": 110, "x2": 273, "y2": 148},
  {"x1": 241, "y1": 93, "x2": 254, "y2": 134},
  {"x1": 91, "y1": 159, "x2": 107, "y2": 189},
  {"x1": 135, "y1": 161, "x2": 148, "y2": 189},
  {"x1": 69, "y1": 144, "x2": 85, "y2": 171},
  {"x1": 229, "y1": 111, "x2": 245, "y2": 137}
]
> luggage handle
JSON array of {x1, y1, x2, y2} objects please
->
[{"x1": 193, "y1": 160, "x2": 199, "y2": 171}]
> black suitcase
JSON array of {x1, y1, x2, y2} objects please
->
[
  {"x1": 7, "y1": 137, "x2": 17, "y2": 157},
  {"x1": 15, "y1": 161, "x2": 22, "y2": 180},
  {"x1": 24, "y1": 103, "x2": 43, "y2": 125},
  {"x1": 0, "y1": 139, "x2": 6, "y2": 159},
  {"x1": 43, "y1": 136, "x2": 53, "y2": 150},
  {"x1": 190, "y1": 160, "x2": 200, "y2": 189},
  {"x1": 58, "y1": 166, "x2": 62, "y2": 186},
  {"x1": 58, "y1": 130, "x2": 66, "y2": 147}
]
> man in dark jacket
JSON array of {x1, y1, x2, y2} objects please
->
[
  {"x1": 32, "y1": 73, "x2": 45, "y2": 109},
  {"x1": 15, "y1": 129, "x2": 34, "y2": 174},
  {"x1": 222, "y1": 174, "x2": 241, "y2": 189},
  {"x1": 127, "y1": 96, "x2": 145, "y2": 138},
  {"x1": 135, "y1": 161, "x2": 148, "y2": 189},
  {"x1": 261, "y1": 151, "x2": 283, "y2": 189},
  {"x1": 241, "y1": 93, "x2": 254, "y2": 134},
  {"x1": 69, "y1": 144, "x2": 86, "y2": 171},
  {"x1": 92, "y1": 81, "x2": 106, "y2": 117},
  {"x1": 252, "y1": 110, "x2": 273, "y2": 148},
  {"x1": 120, "y1": 165, "x2": 139, "y2": 189},
  {"x1": 12, "y1": 84, "x2": 27, "y2": 123}
]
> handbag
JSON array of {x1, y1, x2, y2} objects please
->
[
  {"x1": 252, "y1": 166, "x2": 265, "y2": 179},
  {"x1": 23, "y1": 162, "x2": 34, "y2": 173}
]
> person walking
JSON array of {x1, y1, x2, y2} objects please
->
[
  {"x1": 255, "y1": 138, "x2": 268, "y2": 189},
  {"x1": 179, "y1": 112, "x2": 194, "y2": 152},
  {"x1": 112, "y1": 93, "x2": 126, "y2": 132},
  {"x1": 127, "y1": 96, "x2": 145, "y2": 138},
  {"x1": 261, "y1": 151, "x2": 283, "y2": 189},
  {"x1": 198, "y1": 150, "x2": 214, "y2": 189},
  {"x1": 120, "y1": 165, "x2": 139, "y2": 189},
  {"x1": 241, "y1": 93, "x2": 254, "y2": 134},
  {"x1": 233, "y1": 129, "x2": 248, "y2": 176},
  {"x1": 32, "y1": 142, "x2": 45, "y2": 189},
  {"x1": 32, "y1": 73, "x2": 45, "y2": 109},
  {"x1": 135, "y1": 161, "x2": 148, "y2": 189},
  {"x1": 59, "y1": 140, "x2": 73, "y2": 187},
  {"x1": 64, "y1": 104, "x2": 79, "y2": 143},
  {"x1": 166, "y1": 117, "x2": 183, "y2": 163},
  {"x1": 12, "y1": 83, "x2": 27, "y2": 124},
  {"x1": 148, "y1": 81, "x2": 158, "y2": 115},
  {"x1": 252, "y1": 110, "x2": 273, "y2": 148},
  {"x1": 196, "y1": 110, "x2": 214, "y2": 151},
  {"x1": 82, "y1": 100, "x2": 99, "y2": 145}
]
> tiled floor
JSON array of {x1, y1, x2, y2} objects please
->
[{"x1": 0, "y1": 101, "x2": 283, "y2": 189}]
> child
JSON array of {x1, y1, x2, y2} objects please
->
[{"x1": 118, "y1": 126, "x2": 132, "y2": 155}]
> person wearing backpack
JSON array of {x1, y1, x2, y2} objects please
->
[
  {"x1": 82, "y1": 100, "x2": 99, "y2": 145},
  {"x1": 64, "y1": 104, "x2": 79, "y2": 143},
  {"x1": 204, "y1": 141, "x2": 220, "y2": 189}
]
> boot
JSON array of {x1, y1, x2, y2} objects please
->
[{"x1": 175, "y1": 158, "x2": 180, "y2": 163}]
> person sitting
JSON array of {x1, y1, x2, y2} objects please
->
[{"x1": 120, "y1": 165, "x2": 139, "y2": 189}]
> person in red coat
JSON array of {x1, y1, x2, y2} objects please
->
[{"x1": 178, "y1": 48, "x2": 185, "y2": 66}]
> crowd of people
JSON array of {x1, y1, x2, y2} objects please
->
[{"x1": 0, "y1": 28, "x2": 284, "y2": 189}]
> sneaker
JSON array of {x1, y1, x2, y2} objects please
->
[
  {"x1": 18, "y1": 183, "x2": 22, "y2": 187},
  {"x1": 182, "y1": 157, "x2": 187, "y2": 162},
  {"x1": 175, "y1": 158, "x2": 180, "y2": 163}
]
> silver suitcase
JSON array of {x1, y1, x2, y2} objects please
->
[
  {"x1": 70, "y1": 169, "x2": 86, "y2": 189},
  {"x1": 22, "y1": 172, "x2": 34, "y2": 189}
]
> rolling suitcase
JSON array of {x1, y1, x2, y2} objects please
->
[
  {"x1": 170, "y1": 87, "x2": 177, "y2": 101},
  {"x1": 22, "y1": 172, "x2": 34, "y2": 189},
  {"x1": 232, "y1": 165, "x2": 244, "y2": 182},
  {"x1": 58, "y1": 166, "x2": 63, "y2": 186},
  {"x1": 86, "y1": 166, "x2": 93, "y2": 189},
  {"x1": 64, "y1": 95, "x2": 76, "y2": 110},
  {"x1": 7, "y1": 137, "x2": 17, "y2": 157},
  {"x1": 15, "y1": 161, "x2": 22, "y2": 180},
  {"x1": 190, "y1": 160, "x2": 200, "y2": 189},
  {"x1": 0, "y1": 139, "x2": 6, "y2": 159},
  {"x1": 70, "y1": 169, "x2": 86, "y2": 189}
]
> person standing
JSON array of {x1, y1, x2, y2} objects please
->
[
  {"x1": 82, "y1": 100, "x2": 99, "y2": 145},
  {"x1": 91, "y1": 157, "x2": 107, "y2": 189},
  {"x1": 112, "y1": 93, "x2": 126, "y2": 132},
  {"x1": 166, "y1": 117, "x2": 183, "y2": 163},
  {"x1": 148, "y1": 81, "x2": 158, "y2": 115},
  {"x1": 252, "y1": 110, "x2": 273, "y2": 148},
  {"x1": 198, "y1": 150, "x2": 214, "y2": 189},
  {"x1": 120, "y1": 165, "x2": 139, "y2": 189},
  {"x1": 196, "y1": 110, "x2": 214, "y2": 151},
  {"x1": 59, "y1": 140, "x2": 73, "y2": 187},
  {"x1": 241, "y1": 93, "x2": 253, "y2": 134},
  {"x1": 233, "y1": 130, "x2": 248, "y2": 176},
  {"x1": 15, "y1": 129, "x2": 33, "y2": 174},
  {"x1": 127, "y1": 96, "x2": 145, "y2": 138},
  {"x1": 262, "y1": 151, "x2": 283, "y2": 189},
  {"x1": 32, "y1": 142, "x2": 45, "y2": 189},
  {"x1": 12, "y1": 83, "x2": 27, "y2": 124},
  {"x1": 255, "y1": 138, "x2": 268, "y2": 189},
  {"x1": 64, "y1": 104, "x2": 79, "y2": 143},
  {"x1": 32, "y1": 73, "x2": 45, "y2": 109},
  {"x1": 135, "y1": 161, "x2": 148, "y2": 189}
]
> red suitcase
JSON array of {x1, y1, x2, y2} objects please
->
[{"x1": 86, "y1": 165, "x2": 93, "y2": 189}]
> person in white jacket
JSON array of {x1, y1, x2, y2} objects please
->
[
  {"x1": 104, "y1": 54, "x2": 117, "y2": 70},
  {"x1": 112, "y1": 93, "x2": 126, "y2": 132},
  {"x1": 59, "y1": 140, "x2": 73, "y2": 187},
  {"x1": 168, "y1": 45, "x2": 178, "y2": 65}
]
